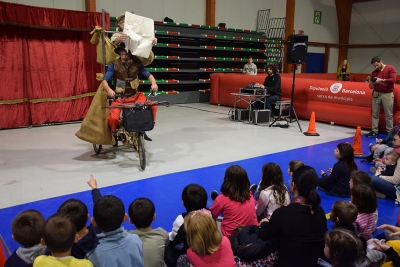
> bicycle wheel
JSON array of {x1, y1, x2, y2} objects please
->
[
  {"x1": 137, "y1": 133, "x2": 146, "y2": 170},
  {"x1": 93, "y1": 144, "x2": 102, "y2": 154}
]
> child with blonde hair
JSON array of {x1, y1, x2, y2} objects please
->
[{"x1": 182, "y1": 210, "x2": 235, "y2": 267}]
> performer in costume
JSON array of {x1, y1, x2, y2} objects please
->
[{"x1": 103, "y1": 45, "x2": 158, "y2": 141}]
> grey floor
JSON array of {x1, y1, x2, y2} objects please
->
[{"x1": 0, "y1": 103, "x2": 356, "y2": 209}]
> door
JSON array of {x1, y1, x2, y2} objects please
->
[{"x1": 305, "y1": 52, "x2": 324, "y2": 73}]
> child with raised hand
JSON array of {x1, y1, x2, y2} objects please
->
[
  {"x1": 209, "y1": 165, "x2": 257, "y2": 237},
  {"x1": 33, "y1": 214, "x2": 93, "y2": 267},
  {"x1": 183, "y1": 210, "x2": 235, "y2": 267},
  {"x1": 351, "y1": 185, "x2": 378, "y2": 240},
  {"x1": 321, "y1": 228, "x2": 362, "y2": 267},
  {"x1": 255, "y1": 162, "x2": 290, "y2": 221},
  {"x1": 128, "y1": 197, "x2": 169, "y2": 267},
  {"x1": 57, "y1": 199, "x2": 101, "y2": 259},
  {"x1": 5, "y1": 210, "x2": 47, "y2": 267},
  {"x1": 319, "y1": 142, "x2": 358, "y2": 197}
]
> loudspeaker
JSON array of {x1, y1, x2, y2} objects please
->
[
  {"x1": 286, "y1": 34, "x2": 308, "y2": 64},
  {"x1": 230, "y1": 109, "x2": 250, "y2": 122},
  {"x1": 252, "y1": 109, "x2": 271, "y2": 124}
]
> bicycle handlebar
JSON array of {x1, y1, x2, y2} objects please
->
[{"x1": 103, "y1": 101, "x2": 171, "y2": 109}]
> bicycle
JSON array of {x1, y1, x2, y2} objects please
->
[{"x1": 93, "y1": 93, "x2": 170, "y2": 170}]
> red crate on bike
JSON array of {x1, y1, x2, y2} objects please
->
[{"x1": 123, "y1": 106, "x2": 154, "y2": 133}]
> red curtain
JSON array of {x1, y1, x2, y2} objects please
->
[{"x1": 0, "y1": 1, "x2": 110, "y2": 129}]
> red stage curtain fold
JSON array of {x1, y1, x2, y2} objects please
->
[
  {"x1": 0, "y1": 2, "x2": 109, "y2": 129},
  {"x1": 0, "y1": 1, "x2": 110, "y2": 30}
]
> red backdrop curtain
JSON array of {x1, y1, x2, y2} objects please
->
[{"x1": 0, "y1": 1, "x2": 110, "y2": 128}]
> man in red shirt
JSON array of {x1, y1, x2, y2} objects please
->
[{"x1": 368, "y1": 56, "x2": 397, "y2": 137}]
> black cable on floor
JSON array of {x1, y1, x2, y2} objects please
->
[{"x1": 173, "y1": 104, "x2": 229, "y2": 115}]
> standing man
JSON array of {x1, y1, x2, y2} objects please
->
[
  {"x1": 242, "y1": 56, "x2": 257, "y2": 75},
  {"x1": 367, "y1": 56, "x2": 397, "y2": 137},
  {"x1": 255, "y1": 64, "x2": 282, "y2": 120}
]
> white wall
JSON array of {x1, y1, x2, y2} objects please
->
[
  {"x1": 293, "y1": 0, "x2": 339, "y2": 73},
  {"x1": 348, "y1": 0, "x2": 400, "y2": 73},
  {"x1": 294, "y1": 0, "x2": 338, "y2": 44},
  {"x1": 215, "y1": 0, "x2": 285, "y2": 30},
  {"x1": 96, "y1": 0, "x2": 205, "y2": 25},
  {"x1": 5, "y1": 0, "x2": 285, "y2": 30}
]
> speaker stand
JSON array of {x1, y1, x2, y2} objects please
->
[{"x1": 269, "y1": 65, "x2": 302, "y2": 133}]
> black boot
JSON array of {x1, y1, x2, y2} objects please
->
[
  {"x1": 143, "y1": 132, "x2": 152, "y2": 141},
  {"x1": 113, "y1": 135, "x2": 118, "y2": 147}
]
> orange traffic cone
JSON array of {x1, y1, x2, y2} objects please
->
[
  {"x1": 303, "y1": 112, "x2": 320, "y2": 136},
  {"x1": 352, "y1": 126, "x2": 367, "y2": 158}
]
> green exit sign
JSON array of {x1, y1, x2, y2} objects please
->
[{"x1": 314, "y1": 10, "x2": 322, "y2": 25}]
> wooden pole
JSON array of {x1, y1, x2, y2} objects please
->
[
  {"x1": 324, "y1": 45, "x2": 330, "y2": 73},
  {"x1": 334, "y1": 0, "x2": 352, "y2": 66},
  {"x1": 283, "y1": 0, "x2": 295, "y2": 73},
  {"x1": 206, "y1": 0, "x2": 216, "y2": 26},
  {"x1": 85, "y1": 0, "x2": 96, "y2": 12}
]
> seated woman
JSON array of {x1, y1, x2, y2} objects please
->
[
  {"x1": 372, "y1": 156, "x2": 400, "y2": 200},
  {"x1": 259, "y1": 166, "x2": 327, "y2": 267}
]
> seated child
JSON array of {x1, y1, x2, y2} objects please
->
[
  {"x1": 374, "y1": 151, "x2": 399, "y2": 177},
  {"x1": 329, "y1": 200, "x2": 358, "y2": 232},
  {"x1": 328, "y1": 200, "x2": 385, "y2": 266},
  {"x1": 5, "y1": 210, "x2": 47, "y2": 267},
  {"x1": 351, "y1": 185, "x2": 377, "y2": 240},
  {"x1": 319, "y1": 142, "x2": 357, "y2": 197},
  {"x1": 57, "y1": 199, "x2": 101, "y2": 259},
  {"x1": 321, "y1": 229, "x2": 363, "y2": 267},
  {"x1": 349, "y1": 170, "x2": 380, "y2": 234},
  {"x1": 128, "y1": 197, "x2": 169, "y2": 267},
  {"x1": 288, "y1": 160, "x2": 304, "y2": 178},
  {"x1": 184, "y1": 210, "x2": 236, "y2": 267},
  {"x1": 372, "y1": 133, "x2": 400, "y2": 169},
  {"x1": 33, "y1": 214, "x2": 93, "y2": 267},
  {"x1": 210, "y1": 165, "x2": 258, "y2": 237},
  {"x1": 255, "y1": 162, "x2": 290, "y2": 221},
  {"x1": 349, "y1": 170, "x2": 372, "y2": 189},
  {"x1": 86, "y1": 195, "x2": 144, "y2": 267},
  {"x1": 166, "y1": 184, "x2": 208, "y2": 266},
  {"x1": 366, "y1": 117, "x2": 400, "y2": 162}
]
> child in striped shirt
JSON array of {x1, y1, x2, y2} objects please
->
[{"x1": 351, "y1": 185, "x2": 378, "y2": 240}]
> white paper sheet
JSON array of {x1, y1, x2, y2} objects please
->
[{"x1": 123, "y1": 12, "x2": 154, "y2": 58}]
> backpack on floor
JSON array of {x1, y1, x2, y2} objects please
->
[{"x1": 229, "y1": 225, "x2": 278, "y2": 262}]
